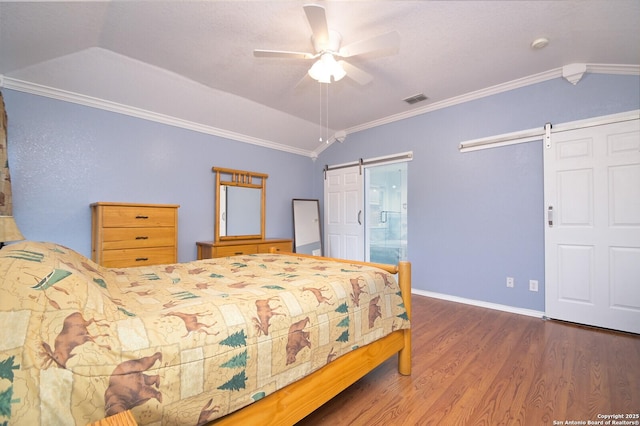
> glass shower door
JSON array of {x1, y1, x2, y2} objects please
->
[{"x1": 365, "y1": 162, "x2": 408, "y2": 264}]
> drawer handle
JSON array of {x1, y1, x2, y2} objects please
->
[
  {"x1": 234, "y1": 252, "x2": 243, "y2": 255},
  {"x1": 135, "y1": 215, "x2": 149, "y2": 219},
  {"x1": 135, "y1": 257, "x2": 149, "y2": 262},
  {"x1": 135, "y1": 236, "x2": 149, "y2": 240}
]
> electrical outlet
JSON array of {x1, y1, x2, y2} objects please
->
[
  {"x1": 529, "y1": 280, "x2": 539, "y2": 292},
  {"x1": 506, "y1": 277, "x2": 514, "y2": 288}
]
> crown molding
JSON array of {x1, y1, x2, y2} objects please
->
[
  {"x1": 3, "y1": 62, "x2": 638, "y2": 160},
  {"x1": 587, "y1": 63, "x2": 640, "y2": 75},
  {"x1": 335, "y1": 63, "x2": 640, "y2": 144},
  {"x1": 311, "y1": 67, "x2": 563, "y2": 157},
  {"x1": 0, "y1": 77, "x2": 315, "y2": 158}
]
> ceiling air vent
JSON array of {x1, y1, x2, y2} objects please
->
[{"x1": 403, "y1": 93, "x2": 428, "y2": 105}]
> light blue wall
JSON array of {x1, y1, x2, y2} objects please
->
[
  {"x1": 4, "y1": 90, "x2": 316, "y2": 261},
  {"x1": 5, "y1": 74, "x2": 639, "y2": 312},
  {"x1": 315, "y1": 74, "x2": 640, "y2": 311}
]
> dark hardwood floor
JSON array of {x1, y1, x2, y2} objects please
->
[{"x1": 297, "y1": 295, "x2": 640, "y2": 425}]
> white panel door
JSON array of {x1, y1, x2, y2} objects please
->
[
  {"x1": 324, "y1": 166, "x2": 364, "y2": 261},
  {"x1": 544, "y1": 118, "x2": 640, "y2": 333}
]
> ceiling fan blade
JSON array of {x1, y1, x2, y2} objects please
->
[
  {"x1": 340, "y1": 61, "x2": 373, "y2": 85},
  {"x1": 254, "y1": 49, "x2": 315, "y2": 59},
  {"x1": 339, "y1": 31, "x2": 400, "y2": 58},
  {"x1": 304, "y1": 4, "x2": 329, "y2": 47}
]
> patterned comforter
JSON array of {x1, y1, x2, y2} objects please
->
[{"x1": 0, "y1": 241, "x2": 409, "y2": 425}]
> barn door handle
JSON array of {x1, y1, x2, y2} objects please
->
[
  {"x1": 358, "y1": 210, "x2": 362, "y2": 225},
  {"x1": 547, "y1": 206, "x2": 553, "y2": 227}
]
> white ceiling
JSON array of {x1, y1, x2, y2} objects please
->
[{"x1": 1, "y1": 1, "x2": 639, "y2": 157}]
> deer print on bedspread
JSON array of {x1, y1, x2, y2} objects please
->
[
  {"x1": 253, "y1": 297, "x2": 285, "y2": 336},
  {"x1": 350, "y1": 277, "x2": 367, "y2": 307},
  {"x1": 374, "y1": 271, "x2": 395, "y2": 288},
  {"x1": 163, "y1": 311, "x2": 219, "y2": 337},
  {"x1": 40, "y1": 312, "x2": 111, "y2": 369},
  {"x1": 197, "y1": 399, "x2": 221, "y2": 426},
  {"x1": 368, "y1": 295, "x2": 382, "y2": 328},
  {"x1": 302, "y1": 286, "x2": 333, "y2": 306}
]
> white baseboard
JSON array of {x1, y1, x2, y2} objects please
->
[{"x1": 411, "y1": 288, "x2": 545, "y2": 318}]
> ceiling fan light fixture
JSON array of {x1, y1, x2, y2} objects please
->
[
  {"x1": 308, "y1": 61, "x2": 331, "y2": 83},
  {"x1": 330, "y1": 58, "x2": 346, "y2": 82},
  {"x1": 308, "y1": 52, "x2": 346, "y2": 83}
]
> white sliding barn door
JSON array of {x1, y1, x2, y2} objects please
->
[
  {"x1": 544, "y1": 118, "x2": 640, "y2": 334},
  {"x1": 324, "y1": 166, "x2": 364, "y2": 261}
]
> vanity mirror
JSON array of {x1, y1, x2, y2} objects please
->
[
  {"x1": 292, "y1": 199, "x2": 322, "y2": 256},
  {"x1": 197, "y1": 167, "x2": 291, "y2": 260},
  {"x1": 213, "y1": 167, "x2": 267, "y2": 242}
]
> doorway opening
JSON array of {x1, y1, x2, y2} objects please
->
[
  {"x1": 324, "y1": 152, "x2": 411, "y2": 263},
  {"x1": 365, "y1": 162, "x2": 408, "y2": 264}
]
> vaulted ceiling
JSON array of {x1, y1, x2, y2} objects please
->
[{"x1": 1, "y1": 1, "x2": 638, "y2": 157}]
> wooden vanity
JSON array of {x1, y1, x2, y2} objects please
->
[
  {"x1": 196, "y1": 238, "x2": 292, "y2": 259},
  {"x1": 198, "y1": 167, "x2": 291, "y2": 259}
]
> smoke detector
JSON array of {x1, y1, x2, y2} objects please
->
[{"x1": 530, "y1": 37, "x2": 549, "y2": 50}]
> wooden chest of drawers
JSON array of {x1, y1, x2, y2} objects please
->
[
  {"x1": 196, "y1": 239, "x2": 292, "y2": 260},
  {"x1": 91, "y1": 202, "x2": 179, "y2": 267}
]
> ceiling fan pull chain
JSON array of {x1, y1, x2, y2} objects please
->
[
  {"x1": 326, "y1": 83, "x2": 330, "y2": 144},
  {"x1": 319, "y1": 81, "x2": 323, "y2": 142}
]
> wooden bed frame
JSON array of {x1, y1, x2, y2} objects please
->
[{"x1": 92, "y1": 254, "x2": 411, "y2": 426}]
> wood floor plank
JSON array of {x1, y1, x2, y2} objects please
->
[
  {"x1": 468, "y1": 321, "x2": 544, "y2": 425},
  {"x1": 523, "y1": 323, "x2": 575, "y2": 423},
  {"x1": 297, "y1": 295, "x2": 640, "y2": 426},
  {"x1": 418, "y1": 313, "x2": 517, "y2": 425},
  {"x1": 604, "y1": 328, "x2": 640, "y2": 413}
]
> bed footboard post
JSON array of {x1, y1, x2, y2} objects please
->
[{"x1": 397, "y1": 260, "x2": 411, "y2": 375}]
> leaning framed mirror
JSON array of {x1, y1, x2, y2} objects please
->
[
  {"x1": 292, "y1": 199, "x2": 322, "y2": 256},
  {"x1": 213, "y1": 167, "x2": 267, "y2": 242}
]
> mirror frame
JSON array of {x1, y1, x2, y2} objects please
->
[{"x1": 213, "y1": 167, "x2": 267, "y2": 242}]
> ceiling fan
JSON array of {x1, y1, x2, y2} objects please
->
[{"x1": 253, "y1": 4, "x2": 400, "y2": 85}]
